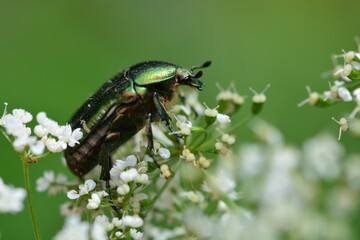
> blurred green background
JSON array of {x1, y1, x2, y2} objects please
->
[{"x1": 1, "y1": 0, "x2": 360, "y2": 239}]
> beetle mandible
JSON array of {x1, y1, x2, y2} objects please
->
[{"x1": 64, "y1": 60, "x2": 211, "y2": 184}]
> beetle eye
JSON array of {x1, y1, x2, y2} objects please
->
[{"x1": 178, "y1": 74, "x2": 187, "y2": 82}]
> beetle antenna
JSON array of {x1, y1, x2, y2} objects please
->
[
  {"x1": 194, "y1": 71, "x2": 203, "y2": 79},
  {"x1": 191, "y1": 60, "x2": 212, "y2": 71}
]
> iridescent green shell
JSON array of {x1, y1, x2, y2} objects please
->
[{"x1": 128, "y1": 61, "x2": 177, "y2": 86}]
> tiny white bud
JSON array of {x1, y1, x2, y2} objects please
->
[
  {"x1": 158, "y1": 148, "x2": 171, "y2": 159},
  {"x1": 216, "y1": 114, "x2": 231, "y2": 125},
  {"x1": 117, "y1": 184, "x2": 130, "y2": 195}
]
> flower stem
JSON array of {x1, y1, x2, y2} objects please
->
[{"x1": 22, "y1": 155, "x2": 41, "y2": 240}]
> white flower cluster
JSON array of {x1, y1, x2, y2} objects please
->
[
  {"x1": 109, "y1": 155, "x2": 149, "y2": 195},
  {"x1": 54, "y1": 215, "x2": 107, "y2": 240},
  {"x1": 203, "y1": 104, "x2": 231, "y2": 125},
  {"x1": 36, "y1": 170, "x2": 68, "y2": 194},
  {"x1": 0, "y1": 106, "x2": 83, "y2": 155},
  {"x1": 93, "y1": 214, "x2": 144, "y2": 239},
  {"x1": 0, "y1": 177, "x2": 27, "y2": 213}
]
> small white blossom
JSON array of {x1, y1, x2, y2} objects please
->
[
  {"x1": 115, "y1": 231, "x2": 124, "y2": 238},
  {"x1": 87, "y1": 193, "x2": 101, "y2": 210},
  {"x1": 135, "y1": 174, "x2": 149, "y2": 184},
  {"x1": 12, "y1": 109, "x2": 33, "y2": 123},
  {"x1": 67, "y1": 190, "x2": 80, "y2": 200},
  {"x1": 34, "y1": 125, "x2": 48, "y2": 137},
  {"x1": 120, "y1": 168, "x2": 139, "y2": 183},
  {"x1": 54, "y1": 215, "x2": 89, "y2": 240},
  {"x1": 2, "y1": 114, "x2": 31, "y2": 137},
  {"x1": 30, "y1": 140, "x2": 45, "y2": 155},
  {"x1": 94, "y1": 191, "x2": 109, "y2": 198},
  {"x1": 36, "y1": 170, "x2": 60, "y2": 192},
  {"x1": 216, "y1": 114, "x2": 231, "y2": 125},
  {"x1": 67, "y1": 179, "x2": 96, "y2": 199},
  {"x1": 353, "y1": 88, "x2": 360, "y2": 102},
  {"x1": 337, "y1": 87, "x2": 353, "y2": 101},
  {"x1": 110, "y1": 155, "x2": 138, "y2": 179},
  {"x1": 91, "y1": 221, "x2": 107, "y2": 240},
  {"x1": 117, "y1": 184, "x2": 130, "y2": 195},
  {"x1": 112, "y1": 217, "x2": 123, "y2": 228},
  {"x1": 203, "y1": 103, "x2": 219, "y2": 117},
  {"x1": 94, "y1": 215, "x2": 110, "y2": 227},
  {"x1": 45, "y1": 138, "x2": 65, "y2": 152},
  {"x1": 158, "y1": 148, "x2": 170, "y2": 159},
  {"x1": 186, "y1": 191, "x2": 203, "y2": 203},
  {"x1": 0, "y1": 178, "x2": 27, "y2": 213},
  {"x1": 130, "y1": 228, "x2": 143, "y2": 240},
  {"x1": 57, "y1": 124, "x2": 83, "y2": 148},
  {"x1": 122, "y1": 215, "x2": 144, "y2": 228},
  {"x1": 79, "y1": 179, "x2": 96, "y2": 195}
]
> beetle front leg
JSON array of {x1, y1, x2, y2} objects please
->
[
  {"x1": 152, "y1": 92, "x2": 183, "y2": 138},
  {"x1": 146, "y1": 113, "x2": 160, "y2": 168}
]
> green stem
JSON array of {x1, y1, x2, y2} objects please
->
[
  {"x1": 22, "y1": 155, "x2": 41, "y2": 240},
  {"x1": 32, "y1": 151, "x2": 52, "y2": 160}
]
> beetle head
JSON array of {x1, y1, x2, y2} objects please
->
[{"x1": 177, "y1": 60, "x2": 212, "y2": 91}]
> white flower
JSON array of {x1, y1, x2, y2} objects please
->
[
  {"x1": 79, "y1": 179, "x2": 96, "y2": 195},
  {"x1": 34, "y1": 125, "x2": 48, "y2": 137},
  {"x1": 337, "y1": 87, "x2": 353, "y2": 101},
  {"x1": 158, "y1": 148, "x2": 170, "y2": 159},
  {"x1": 87, "y1": 193, "x2": 101, "y2": 210},
  {"x1": 186, "y1": 191, "x2": 203, "y2": 203},
  {"x1": 67, "y1": 190, "x2": 80, "y2": 200},
  {"x1": 94, "y1": 191, "x2": 109, "y2": 198},
  {"x1": 303, "y1": 133, "x2": 343, "y2": 180},
  {"x1": 36, "y1": 171, "x2": 55, "y2": 192},
  {"x1": 45, "y1": 138, "x2": 65, "y2": 153},
  {"x1": 204, "y1": 104, "x2": 219, "y2": 117},
  {"x1": 95, "y1": 215, "x2": 109, "y2": 225},
  {"x1": 91, "y1": 221, "x2": 107, "y2": 240},
  {"x1": 67, "y1": 179, "x2": 96, "y2": 199},
  {"x1": 112, "y1": 217, "x2": 123, "y2": 228},
  {"x1": 120, "y1": 168, "x2": 139, "y2": 183},
  {"x1": 353, "y1": 88, "x2": 360, "y2": 102},
  {"x1": 54, "y1": 215, "x2": 89, "y2": 240},
  {"x1": 122, "y1": 215, "x2": 144, "y2": 228},
  {"x1": 134, "y1": 174, "x2": 149, "y2": 184},
  {"x1": 12, "y1": 109, "x2": 33, "y2": 123},
  {"x1": 2, "y1": 114, "x2": 31, "y2": 137},
  {"x1": 117, "y1": 184, "x2": 130, "y2": 195},
  {"x1": 110, "y1": 155, "x2": 138, "y2": 179},
  {"x1": 0, "y1": 178, "x2": 27, "y2": 213},
  {"x1": 115, "y1": 231, "x2": 124, "y2": 238},
  {"x1": 30, "y1": 140, "x2": 45, "y2": 155},
  {"x1": 130, "y1": 228, "x2": 143, "y2": 240},
  {"x1": 216, "y1": 114, "x2": 231, "y2": 125},
  {"x1": 36, "y1": 112, "x2": 61, "y2": 136},
  {"x1": 57, "y1": 124, "x2": 83, "y2": 148}
]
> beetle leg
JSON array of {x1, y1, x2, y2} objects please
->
[
  {"x1": 99, "y1": 136, "x2": 121, "y2": 213},
  {"x1": 146, "y1": 113, "x2": 161, "y2": 168},
  {"x1": 152, "y1": 92, "x2": 184, "y2": 138},
  {"x1": 99, "y1": 144, "x2": 112, "y2": 185}
]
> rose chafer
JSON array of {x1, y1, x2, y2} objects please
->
[{"x1": 64, "y1": 60, "x2": 211, "y2": 186}]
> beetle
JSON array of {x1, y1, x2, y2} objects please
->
[{"x1": 64, "y1": 60, "x2": 211, "y2": 186}]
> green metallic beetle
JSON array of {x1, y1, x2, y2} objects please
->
[{"x1": 64, "y1": 60, "x2": 211, "y2": 184}]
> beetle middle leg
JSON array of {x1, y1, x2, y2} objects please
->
[
  {"x1": 146, "y1": 113, "x2": 161, "y2": 168},
  {"x1": 152, "y1": 92, "x2": 183, "y2": 138}
]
